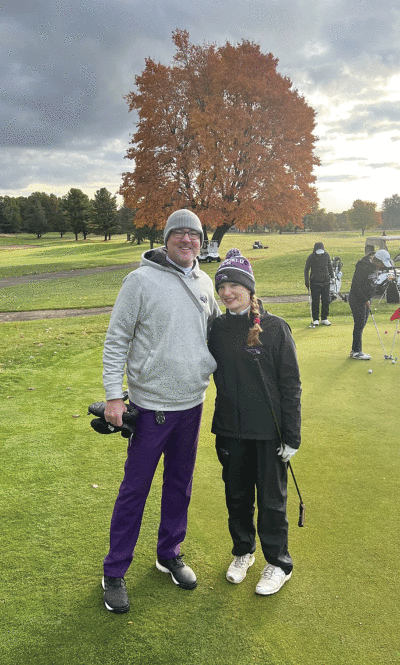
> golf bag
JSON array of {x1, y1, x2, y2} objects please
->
[
  {"x1": 373, "y1": 271, "x2": 400, "y2": 304},
  {"x1": 386, "y1": 280, "x2": 400, "y2": 304},
  {"x1": 329, "y1": 257, "x2": 347, "y2": 303}
]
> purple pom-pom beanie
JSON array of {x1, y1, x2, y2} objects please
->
[{"x1": 215, "y1": 248, "x2": 256, "y2": 293}]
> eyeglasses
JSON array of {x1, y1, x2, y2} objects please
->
[{"x1": 170, "y1": 229, "x2": 201, "y2": 240}]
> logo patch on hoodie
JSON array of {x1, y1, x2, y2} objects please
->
[{"x1": 200, "y1": 295, "x2": 208, "y2": 303}]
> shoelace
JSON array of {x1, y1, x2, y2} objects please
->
[
  {"x1": 106, "y1": 577, "x2": 125, "y2": 588},
  {"x1": 261, "y1": 565, "x2": 281, "y2": 580},
  {"x1": 233, "y1": 555, "x2": 251, "y2": 568}
]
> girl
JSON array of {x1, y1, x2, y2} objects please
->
[{"x1": 208, "y1": 249, "x2": 301, "y2": 595}]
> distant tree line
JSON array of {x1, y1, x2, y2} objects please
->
[
  {"x1": 2, "y1": 189, "x2": 400, "y2": 243},
  {"x1": 303, "y1": 194, "x2": 400, "y2": 236},
  {"x1": 0, "y1": 188, "x2": 163, "y2": 247}
]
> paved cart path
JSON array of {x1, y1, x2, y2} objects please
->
[{"x1": 0, "y1": 262, "x2": 137, "y2": 288}]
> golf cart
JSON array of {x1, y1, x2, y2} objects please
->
[
  {"x1": 198, "y1": 240, "x2": 221, "y2": 263},
  {"x1": 252, "y1": 240, "x2": 263, "y2": 249}
]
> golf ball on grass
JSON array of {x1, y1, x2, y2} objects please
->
[{"x1": 368, "y1": 369, "x2": 373, "y2": 373}]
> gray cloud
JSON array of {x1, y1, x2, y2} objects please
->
[
  {"x1": 1, "y1": 0, "x2": 400, "y2": 211},
  {"x1": 321, "y1": 100, "x2": 400, "y2": 138},
  {"x1": 368, "y1": 162, "x2": 400, "y2": 170},
  {"x1": 317, "y1": 174, "x2": 364, "y2": 183}
]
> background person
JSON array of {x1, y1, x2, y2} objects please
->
[
  {"x1": 101, "y1": 209, "x2": 220, "y2": 613},
  {"x1": 304, "y1": 242, "x2": 334, "y2": 326},
  {"x1": 348, "y1": 248, "x2": 393, "y2": 360},
  {"x1": 208, "y1": 249, "x2": 301, "y2": 596}
]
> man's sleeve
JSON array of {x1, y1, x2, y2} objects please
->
[
  {"x1": 102, "y1": 272, "x2": 142, "y2": 401},
  {"x1": 304, "y1": 255, "x2": 311, "y2": 283}
]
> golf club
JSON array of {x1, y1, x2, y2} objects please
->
[
  {"x1": 370, "y1": 308, "x2": 396, "y2": 359},
  {"x1": 389, "y1": 319, "x2": 399, "y2": 360},
  {"x1": 308, "y1": 288, "x2": 315, "y2": 328},
  {"x1": 249, "y1": 350, "x2": 305, "y2": 527},
  {"x1": 288, "y1": 462, "x2": 306, "y2": 527}
]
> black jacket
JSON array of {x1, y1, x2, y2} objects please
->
[
  {"x1": 349, "y1": 255, "x2": 377, "y2": 303},
  {"x1": 304, "y1": 251, "x2": 333, "y2": 287},
  {"x1": 208, "y1": 307, "x2": 301, "y2": 447}
]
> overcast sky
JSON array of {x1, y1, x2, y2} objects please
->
[{"x1": 1, "y1": 0, "x2": 400, "y2": 213}]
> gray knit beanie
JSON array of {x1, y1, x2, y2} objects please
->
[{"x1": 163, "y1": 209, "x2": 204, "y2": 244}]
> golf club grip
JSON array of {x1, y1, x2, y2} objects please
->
[{"x1": 298, "y1": 502, "x2": 305, "y2": 527}]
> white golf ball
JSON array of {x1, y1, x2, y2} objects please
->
[
  {"x1": 368, "y1": 369, "x2": 373, "y2": 373},
  {"x1": 392, "y1": 360, "x2": 396, "y2": 364}
]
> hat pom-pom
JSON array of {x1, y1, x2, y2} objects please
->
[{"x1": 225, "y1": 248, "x2": 242, "y2": 259}]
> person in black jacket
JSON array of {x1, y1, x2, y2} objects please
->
[
  {"x1": 209, "y1": 249, "x2": 301, "y2": 596},
  {"x1": 348, "y1": 248, "x2": 393, "y2": 360},
  {"x1": 304, "y1": 242, "x2": 334, "y2": 325}
]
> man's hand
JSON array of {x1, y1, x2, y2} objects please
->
[{"x1": 104, "y1": 398, "x2": 128, "y2": 428}]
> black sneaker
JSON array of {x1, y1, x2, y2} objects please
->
[
  {"x1": 102, "y1": 575, "x2": 130, "y2": 613},
  {"x1": 156, "y1": 555, "x2": 197, "y2": 590}
]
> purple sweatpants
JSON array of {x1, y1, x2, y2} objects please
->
[{"x1": 103, "y1": 402, "x2": 203, "y2": 577}]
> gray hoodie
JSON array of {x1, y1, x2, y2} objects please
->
[{"x1": 103, "y1": 248, "x2": 220, "y2": 410}]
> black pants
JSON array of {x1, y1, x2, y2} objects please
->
[
  {"x1": 349, "y1": 293, "x2": 369, "y2": 353},
  {"x1": 215, "y1": 436, "x2": 293, "y2": 574},
  {"x1": 310, "y1": 281, "x2": 330, "y2": 321}
]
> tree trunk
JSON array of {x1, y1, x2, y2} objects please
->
[
  {"x1": 211, "y1": 222, "x2": 232, "y2": 245},
  {"x1": 202, "y1": 224, "x2": 208, "y2": 242}
]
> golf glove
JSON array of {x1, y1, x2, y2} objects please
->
[{"x1": 277, "y1": 443, "x2": 298, "y2": 463}]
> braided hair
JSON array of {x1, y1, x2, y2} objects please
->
[{"x1": 247, "y1": 294, "x2": 263, "y2": 347}]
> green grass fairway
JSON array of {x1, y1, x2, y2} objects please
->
[
  {"x1": 1, "y1": 230, "x2": 395, "y2": 311},
  {"x1": 1, "y1": 303, "x2": 400, "y2": 665}
]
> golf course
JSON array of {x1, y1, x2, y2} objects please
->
[{"x1": 1, "y1": 231, "x2": 399, "y2": 665}]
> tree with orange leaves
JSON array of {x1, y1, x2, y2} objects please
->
[{"x1": 121, "y1": 30, "x2": 319, "y2": 244}]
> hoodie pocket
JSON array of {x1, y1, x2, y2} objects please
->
[{"x1": 136, "y1": 349, "x2": 155, "y2": 381}]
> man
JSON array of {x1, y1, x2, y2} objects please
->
[
  {"x1": 304, "y1": 242, "x2": 334, "y2": 326},
  {"x1": 348, "y1": 248, "x2": 393, "y2": 360},
  {"x1": 101, "y1": 209, "x2": 220, "y2": 613}
]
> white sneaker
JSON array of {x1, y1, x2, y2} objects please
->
[
  {"x1": 255, "y1": 564, "x2": 292, "y2": 595},
  {"x1": 313, "y1": 320, "x2": 319, "y2": 326},
  {"x1": 321, "y1": 319, "x2": 331, "y2": 326},
  {"x1": 351, "y1": 351, "x2": 371, "y2": 360},
  {"x1": 226, "y1": 553, "x2": 255, "y2": 584}
]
